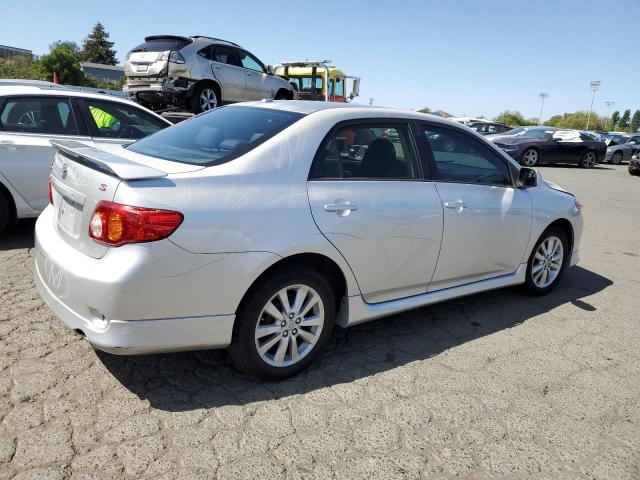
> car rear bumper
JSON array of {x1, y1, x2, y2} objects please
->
[{"x1": 33, "y1": 206, "x2": 272, "y2": 354}]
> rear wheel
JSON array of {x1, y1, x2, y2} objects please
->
[
  {"x1": 629, "y1": 164, "x2": 640, "y2": 176},
  {"x1": 228, "y1": 267, "x2": 335, "y2": 380},
  {"x1": 190, "y1": 84, "x2": 219, "y2": 114},
  {"x1": 523, "y1": 226, "x2": 568, "y2": 295},
  {"x1": 521, "y1": 148, "x2": 539, "y2": 167},
  {"x1": 579, "y1": 150, "x2": 596, "y2": 168},
  {"x1": 0, "y1": 192, "x2": 11, "y2": 236},
  {"x1": 274, "y1": 90, "x2": 291, "y2": 100},
  {"x1": 611, "y1": 151, "x2": 623, "y2": 165}
]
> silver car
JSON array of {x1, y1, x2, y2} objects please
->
[
  {"x1": 603, "y1": 133, "x2": 640, "y2": 164},
  {"x1": 34, "y1": 101, "x2": 583, "y2": 379},
  {"x1": 124, "y1": 35, "x2": 296, "y2": 113},
  {"x1": 0, "y1": 85, "x2": 171, "y2": 234}
]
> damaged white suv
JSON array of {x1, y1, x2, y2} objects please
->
[{"x1": 124, "y1": 35, "x2": 296, "y2": 113}]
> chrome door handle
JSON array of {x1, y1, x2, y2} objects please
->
[
  {"x1": 323, "y1": 202, "x2": 358, "y2": 216},
  {"x1": 246, "y1": 72, "x2": 252, "y2": 76},
  {"x1": 214, "y1": 65, "x2": 222, "y2": 70},
  {"x1": 444, "y1": 200, "x2": 466, "y2": 209}
]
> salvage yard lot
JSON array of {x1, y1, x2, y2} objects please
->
[{"x1": 0, "y1": 164, "x2": 639, "y2": 479}]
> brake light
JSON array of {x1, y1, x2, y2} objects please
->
[
  {"x1": 48, "y1": 176, "x2": 53, "y2": 205},
  {"x1": 88, "y1": 201, "x2": 183, "y2": 246}
]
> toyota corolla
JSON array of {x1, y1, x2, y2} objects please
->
[{"x1": 34, "y1": 101, "x2": 583, "y2": 379}]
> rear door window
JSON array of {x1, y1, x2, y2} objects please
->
[
  {"x1": 212, "y1": 47, "x2": 242, "y2": 67},
  {"x1": 0, "y1": 96, "x2": 79, "y2": 135},
  {"x1": 310, "y1": 123, "x2": 420, "y2": 180},
  {"x1": 80, "y1": 99, "x2": 167, "y2": 139}
]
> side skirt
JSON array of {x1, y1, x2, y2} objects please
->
[{"x1": 337, "y1": 264, "x2": 527, "y2": 327}]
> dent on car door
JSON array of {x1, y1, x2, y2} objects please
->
[
  {"x1": 0, "y1": 96, "x2": 93, "y2": 212},
  {"x1": 307, "y1": 122, "x2": 443, "y2": 303},
  {"x1": 420, "y1": 123, "x2": 532, "y2": 291}
]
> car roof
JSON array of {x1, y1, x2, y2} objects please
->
[
  {"x1": 228, "y1": 100, "x2": 470, "y2": 126},
  {"x1": 0, "y1": 85, "x2": 171, "y2": 124}
]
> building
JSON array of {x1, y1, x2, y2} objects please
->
[
  {"x1": 80, "y1": 62, "x2": 124, "y2": 83},
  {"x1": 0, "y1": 44, "x2": 33, "y2": 59}
]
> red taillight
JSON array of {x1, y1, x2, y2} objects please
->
[
  {"x1": 88, "y1": 201, "x2": 183, "y2": 247},
  {"x1": 48, "y1": 176, "x2": 53, "y2": 205}
]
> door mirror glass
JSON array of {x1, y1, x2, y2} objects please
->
[
  {"x1": 518, "y1": 167, "x2": 537, "y2": 188},
  {"x1": 350, "y1": 78, "x2": 360, "y2": 99},
  {"x1": 266, "y1": 65, "x2": 273, "y2": 75}
]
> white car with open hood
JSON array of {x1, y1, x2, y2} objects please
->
[{"x1": 34, "y1": 100, "x2": 583, "y2": 379}]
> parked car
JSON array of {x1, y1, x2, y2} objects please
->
[
  {"x1": 489, "y1": 127, "x2": 606, "y2": 167},
  {"x1": 0, "y1": 84, "x2": 171, "y2": 234},
  {"x1": 35, "y1": 101, "x2": 583, "y2": 380},
  {"x1": 485, "y1": 126, "x2": 532, "y2": 141},
  {"x1": 467, "y1": 121, "x2": 512, "y2": 135},
  {"x1": 602, "y1": 133, "x2": 640, "y2": 164},
  {"x1": 124, "y1": 35, "x2": 296, "y2": 113},
  {"x1": 629, "y1": 154, "x2": 640, "y2": 176}
]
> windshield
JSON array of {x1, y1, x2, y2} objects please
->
[
  {"x1": 515, "y1": 129, "x2": 554, "y2": 139},
  {"x1": 287, "y1": 76, "x2": 324, "y2": 94},
  {"x1": 604, "y1": 135, "x2": 628, "y2": 145},
  {"x1": 126, "y1": 106, "x2": 304, "y2": 165},
  {"x1": 502, "y1": 126, "x2": 528, "y2": 135}
]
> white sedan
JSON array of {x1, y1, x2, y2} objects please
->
[
  {"x1": 0, "y1": 84, "x2": 171, "y2": 234},
  {"x1": 34, "y1": 101, "x2": 583, "y2": 379}
]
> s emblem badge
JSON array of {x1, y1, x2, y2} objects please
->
[
  {"x1": 99, "y1": 184, "x2": 107, "y2": 192},
  {"x1": 61, "y1": 163, "x2": 68, "y2": 180}
]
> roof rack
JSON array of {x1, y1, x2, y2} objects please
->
[{"x1": 191, "y1": 36, "x2": 241, "y2": 47}]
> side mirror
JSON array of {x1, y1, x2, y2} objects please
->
[
  {"x1": 266, "y1": 65, "x2": 274, "y2": 75},
  {"x1": 518, "y1": 167, "x2": 538, "y2": 188}
]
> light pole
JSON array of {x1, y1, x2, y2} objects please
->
[
  {"x1": 605, "y1": 100, "x2": 614, "y2": 130},
  {"x1": 369, "y1": 97, "x2": 374, "y2": 106},
  {"x1": 538, "y1": 92, "x2": 548, "y2": 125},
  {"x1": 585, "y1": 80, "x2": 601, "y2": 130}
]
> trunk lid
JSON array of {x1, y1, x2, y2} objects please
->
[
  {"x1": 125, "y1": 51, "x2": 169, "y2": 77},
  {"x1": 49, "y1": 140, "x2": 169, "y2": 259}
]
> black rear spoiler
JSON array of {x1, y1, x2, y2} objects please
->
[{"x1": 144, "y1": 35, "x2": 193, "y2": 43}]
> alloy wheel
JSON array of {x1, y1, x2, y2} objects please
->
[
  {"x1": 199, "y1": 89, "x2": 218, "y2": 111},
  {"x1": 612, "y1": 151, "x2": 622, "y2": 165},
  {"x1": 531, "y1": 235, "x2": 564, "y2": 288},
  {"x1": 583, "y1": 151, "x2": 596, "y2": 168},
  {"x1": 254, "y1": 284, "x2": 325, "y2": 368},
  {"x1": 522, "y1": 149, "x2": 538, "y2": 166}
]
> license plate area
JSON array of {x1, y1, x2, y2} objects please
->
[
  {"x1": 55, "y1": 192, "x2": 83, "y2": 238},
  {"x1": 135, "y1": 64, "x2": 149, "y2": 72}
]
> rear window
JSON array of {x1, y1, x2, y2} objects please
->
[
  {"x1": 126, "y1": 106, "x2": 304, "y2": 165},
  {"x1": 130, "y1": 37, "x2": 191, "y2": 53}
]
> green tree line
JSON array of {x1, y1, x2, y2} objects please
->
[
  {"x1": 0, "y1": 22, "x2": 122, "y2": 90},
  {"x1": 490, "y1": 109, "x2": 640, "y2": 132}
]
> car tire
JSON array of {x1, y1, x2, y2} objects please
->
[
  {"x1": 228, "y1": 267, "x2": 335, "y2": 380},
  {"x1": 274, "y1": 90, "x2": 291, "y2": 100},
  {"x1": 0, "y1": 192, "x2": 11, "y2": 236},
  {"x1": 523, "y1": 226, "x2": 569, "y2": 296},
  {"x1": 190, "y1": 84, "x2": 219, "y2": 114},
  {"x1": 611, "y1": 151, "x2": 623, "y2": 165},
  {"x1": 520, "y1": 148, "x2": 539, "y2": 167},
  {"x1": 629, "y1": 164, "x2": 640, "y2": 176},
  {"x1": 579, "y1": 150, "x2": 596, "y2": 168}
]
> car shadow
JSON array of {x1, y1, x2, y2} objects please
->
[
  {"x1": 98, "y1": 265, "x2": 613, "y2": 411},
  {"x1": 0, "y1": 219, "x2": 36, "y2": 251}
]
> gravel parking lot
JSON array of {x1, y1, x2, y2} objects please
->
[{"x1": 0, "y1": 164, "x2": 638, "y2": 479}]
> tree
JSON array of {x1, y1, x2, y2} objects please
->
[
  {"x1": 39, "y1": 43, "x2": 84, "y2": 85},
  {"x1": 81, "y1": 22, "x2": 117, "y2": 65},
  {"x1": 618, "y1": 110, "x2": 631, "y2": 131},
  {"x1": 543, "y1": 110, "x2": 607, "y2": 131},
  {"x1": 417, "y1": 107, "x2": 431, "y2": 114},
  {"x1": 0, "y1": 54, "x2": 42, "y2": 80},
  {"x1": 631, "y1": 110, "x2": 640, "y2": 133},
  {"x1": 493, "y1": 110, "x2": 537, "y2": 126},
  {"x1": 610, "y1": 111, "x2": 620, "y2": 130}
]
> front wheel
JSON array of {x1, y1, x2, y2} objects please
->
[
  {"x1": 0, "y1": 192, "x2": 11, "y2": 236},
  {"x1": 521, "y1": 148, "x2": 539, "y2": 167},
  {"x1": 523, "y1": 227, "x2": 569, "y2": 295},
  {"x1": 579, "y1": 150, "x2": 596, "y2": 168},
  {"x1": 228, "y1": 267, "x2": 335, "y2": 380},
  {"x1": 629, "y1": 164, "x2": 640, "y2": 176},
  {"x1": 611, "y1": 151, "x2": 623, "y2": 165}
]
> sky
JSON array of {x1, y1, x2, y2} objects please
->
[{"x1": 3, "y1": 0, "x2": 639, "y2": 120}]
